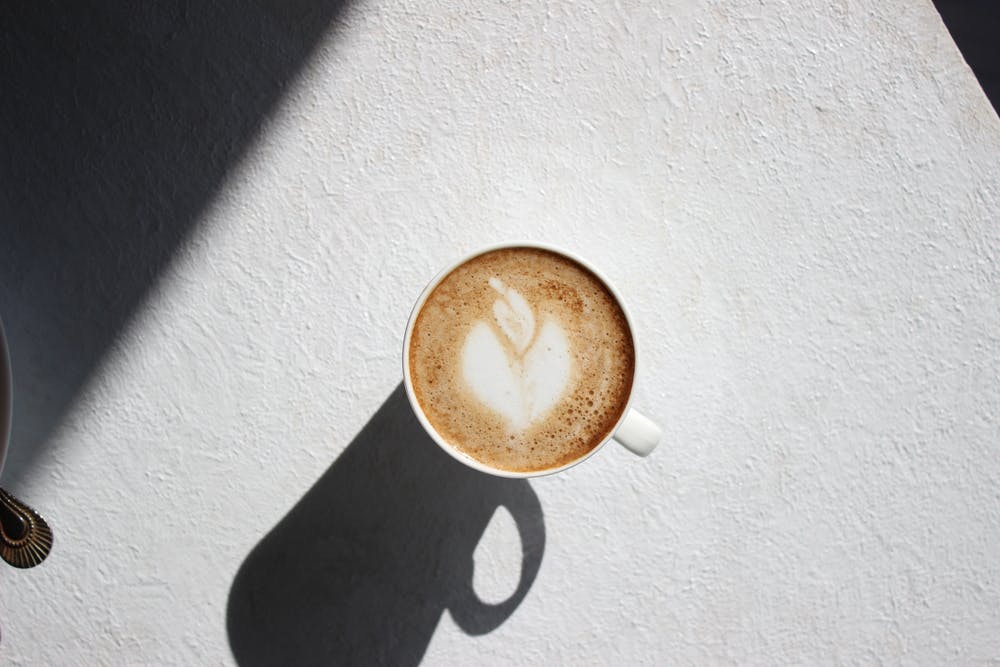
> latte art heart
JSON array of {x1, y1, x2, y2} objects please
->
[{"x1": 461, "y1": 279, "x2": 571, "y2": 430}]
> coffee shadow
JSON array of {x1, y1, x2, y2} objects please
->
[{"x1": 227, "y1": 384, "x2": 546, "y2": 666}]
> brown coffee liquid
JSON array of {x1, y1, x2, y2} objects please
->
[{"x1": 408, "y1": 247, "x2": 634, "y2": 472}]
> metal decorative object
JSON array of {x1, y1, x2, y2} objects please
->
[
  {"x1": 2, "y1": 317, "x2": 53, "y2": 569},
  {"x1": 0, "y1": 487, "x2": 53, "y2": 568}
]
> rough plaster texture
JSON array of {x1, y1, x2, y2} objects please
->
[{"x1": 2, "y1": 0, "x2": 1000, "y2": 664}]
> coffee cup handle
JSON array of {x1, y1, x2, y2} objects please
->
[{"x1": 612, "y1": 408, "x2": 662, "y2": 457}]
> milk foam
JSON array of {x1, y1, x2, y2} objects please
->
[{"x1": 462, "y1": 278, "x2": 571, "y2": 429}]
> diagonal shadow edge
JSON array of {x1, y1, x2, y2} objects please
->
[{"x1": 0, "y1": 0, "x2": 352, "y2": 489}]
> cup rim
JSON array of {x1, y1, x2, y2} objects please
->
[
  {"x1": 0, "y1": 317, "x2": 12, "y2": 477},
  {"x1": 401, "y1": 241, "x2": 638, "y2": 479}
]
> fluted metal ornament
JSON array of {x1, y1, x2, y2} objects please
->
[{"x1": 0, "y1": 487, "x2": 53, "y2": 568}]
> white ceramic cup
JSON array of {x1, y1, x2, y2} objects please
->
[{"x1": 402, "y1": 242, "x2": 662, "y2": 478}]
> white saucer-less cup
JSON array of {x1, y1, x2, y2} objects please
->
[{"x1": 402, "y1": 242, "x2": 662, "y2": 479}]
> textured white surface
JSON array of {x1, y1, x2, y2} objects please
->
[{"x1": 3, "y1": 0, "x2": 1000, "y2": 664}]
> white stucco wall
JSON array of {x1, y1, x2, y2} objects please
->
[{"x1": 2, "y1": 0, "x2": 999, "y2": 664}]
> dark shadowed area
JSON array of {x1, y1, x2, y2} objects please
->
[
  {"x1": 933, "y1": 0, "x2": 1000, "y2": 113},
  {"x1": 0, "y1": 0, "x2": 349, "y2": 489},
  {"x1": 227, "y1": 385, "x2": 546, "y2": 666}
]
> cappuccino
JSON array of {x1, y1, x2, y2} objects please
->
[{"x1": 408, "y1": 247, "x2": 634, "y2": 472}]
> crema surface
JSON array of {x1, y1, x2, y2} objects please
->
[{"x1": 409, "y1": 247, "x2": 634, "y2": 472}]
